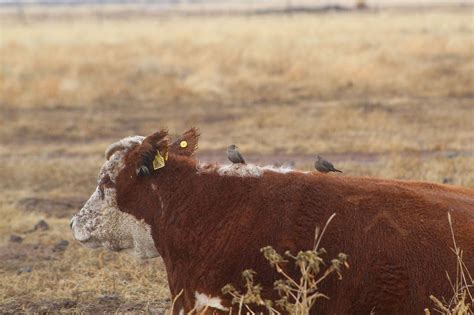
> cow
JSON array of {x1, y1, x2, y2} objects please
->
[{"x1": 70, "y1": 128, "x2": 474, "y2": 314}]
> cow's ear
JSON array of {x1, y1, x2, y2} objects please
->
[
  {"x1": 136, "y1": 129, "x2": 169, "y2": 177},
  {"x1": 169, "y1": 127, "x2": 200, "y2": 157}
]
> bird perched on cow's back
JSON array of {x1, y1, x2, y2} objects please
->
[
  {"x1": 227, "y1": 144, "x2": 246, "y2": 164},
  {"x1": 315, "y1": 155, "x2": 342, "y2": 173}
]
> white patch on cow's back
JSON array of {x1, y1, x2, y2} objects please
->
[
  {"x1": 217, "y1": 164, "x2": 263, "y2": 177},
  {"x1": 198, "y1": 162, "x2": 304, "y2": 178},
  {"x1": 178, "y1": 308, "x2": 184, "y2": 315},
  {"x1": 261, "y1": 164, "x2": 299, "y2": 174},
  {"x1": 194, "y1": 292, "x2": 228, "y2": 312}
]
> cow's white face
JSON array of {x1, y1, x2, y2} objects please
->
[{"x1": 70, "y1": 136, "x2": 159, "y2": 259}]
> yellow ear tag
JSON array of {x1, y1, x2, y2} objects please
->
[
  {"x1": 180, "y1": 140, "x2": 188, "y2": 148},
  {"x1": 152, "y1": 151, "x2": 166, "y2": 170}
]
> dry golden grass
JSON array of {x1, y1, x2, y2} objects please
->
[
  {"x1": 0, "y1": 208, "x2": 170, "y2": 314},
  {"x1": 0, "y1": 7, "x2": 473, "y2": 313},
  {"x1": 2, "y1": 11, "x2": 473, "y2": 109}
]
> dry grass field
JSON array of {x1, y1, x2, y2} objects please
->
[{"x1": 0, "y1": 6, "x2": 473, "y2": 313}]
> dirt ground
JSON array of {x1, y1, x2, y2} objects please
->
[{"x1": 0, "y1": 4, "x2": 473, "y2": 314}]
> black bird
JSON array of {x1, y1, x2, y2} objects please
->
[
  {"x1": 227, "y1": 144, "x2": 246, "y2": 164},
  {"x1": 315, "y1": 155, "x2": 342, "y2": 173}
]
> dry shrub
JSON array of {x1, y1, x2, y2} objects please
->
[
  {"x1": 425, "y1": 213, "x2": 473, "y2": 315},
  {"x1": 164, "y1": 214, "x2": 348, "y2": 314},
  {"x1": 167, "y1": 211, "x2": 473, "y2": 315},
  {"x1": 221, "y1": 213, "x2": 349, "y2": 315}
]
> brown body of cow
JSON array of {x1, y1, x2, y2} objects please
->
[{"x1": 71, "y1": 129, "x2": 474, "y2": 315}]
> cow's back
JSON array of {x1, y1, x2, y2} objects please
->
[
  {"x1": 268, "y1": 173, "x2": 474, "y2": 314},
  {"x1": 189, "y1": 170, "x2": 474, "y2": 314}
]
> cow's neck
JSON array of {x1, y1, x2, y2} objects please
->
[{"x1": 152, "y1": 157, "x2": 223, "y2": 297}]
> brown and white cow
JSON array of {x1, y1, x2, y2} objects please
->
[{"x1": 71, "y1": 128, "x2": 474, "y2": 314}]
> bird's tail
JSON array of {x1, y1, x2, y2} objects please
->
[{"x1": 334, "y1": 168, "x2": 343, "y2": 173}]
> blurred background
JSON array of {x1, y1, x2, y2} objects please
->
[{"x1": 1, "y1": 0, "x2": 473, "y2": 313}]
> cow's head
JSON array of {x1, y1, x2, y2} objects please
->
[{"x1": 70, "y1": 128, "x2": 199, "y2": 259}]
